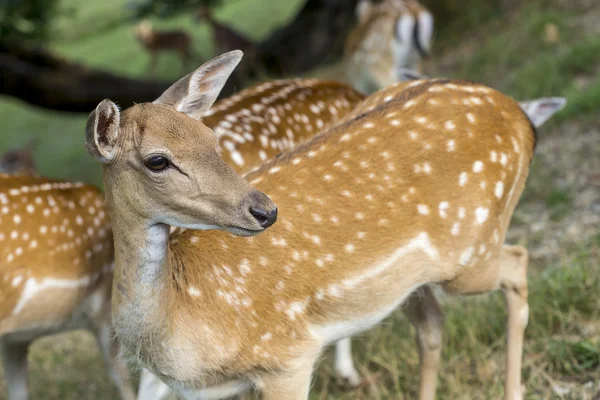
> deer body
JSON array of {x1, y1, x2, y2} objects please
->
[
  {"x1": 0, "y1": 174, "x2": 135, "y2": 400},
  {"x1": 134, "y1": 21, "x2": 193, "y2": 77},
  {"x1": 204, "y1": 79, "x2": 363, "y2": 170},
  {"x1": 87, "y1": 52, "x2": 534, "y2": 399}
]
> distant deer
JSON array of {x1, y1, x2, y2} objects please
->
[
  {"x1": 0, "y1": 173, "x2": 136, "y2": 399},
  {"x1": 0, "y1": 138, "x2": 38, "y2": 175},
  {"x1": 133, "y1": 20, "x2": 194, "y2": 77},
  {"x1": 86, "y1": 50, "x2": 550, "y2": 399},
  {"x1": 196, "y1": 5, "x2": 258, "y2": 87},
  {"x1": 328, "y1": 0, "x2": 434, "y2": 94}
]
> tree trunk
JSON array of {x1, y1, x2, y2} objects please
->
[
  {"x1": 257, "y1": 0, "x2": 359, "y2": 76},
  {"x1": 0, "y1": 44, "x2": 173, "y2": 113}
]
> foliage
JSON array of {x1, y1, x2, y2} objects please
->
[
  {"x1": 0, "y1": 0, "x2": 67, "y2": 44},
  {"x1": 128, "y1": 0, "x2": 224, "y2": 18}
]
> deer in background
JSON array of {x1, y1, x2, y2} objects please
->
[
  {"x1": 0, "y1": 173, "x2": 136, "y2": 400},
  {"x1": 133, "y1": 20, "x2": 194, "y2": 77},
  {"x1": 196, "y1": 5, "x2": 259, "y2": 87},
  {"x1": 0, "y1": 139, "x2": 38, "y2": 175},
  {"x1": 324, "y1": 0, "x2": 433, "y2": 94},
  {"x1": 86, "y1": 51, "x2": 542, "y2": 399}
]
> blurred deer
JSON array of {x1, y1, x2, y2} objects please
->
[
  {"x1": 133, "y1": 20, "x2": 194, "y2": 77},
  {"x1": 339, "y1": 0, "x2": 434, "y2": 94},
  {"x1": 0, "y1": 139, "x2": 38, "y2": 175},
  {"x1": 196, "y1": 5, "x2": 258, "y2": 87}
]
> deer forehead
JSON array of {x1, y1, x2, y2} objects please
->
[{"x1": 122, "y1": 104, "x2": 217, "y2": 152}]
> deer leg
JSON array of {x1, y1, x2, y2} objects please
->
[
  {"x1": 138, "y1": 368, "x2": 173, "y2": 400},
  {"x1": 444, "y1": 244, "x2": 529, "y2": 400},
  {"x1": 0, "y1": 339, "x2": 30, "y2": 400},
  {"x1": 333, "y1": 338, "x2": 361, "y2": 386},
  {"x1": 402, "y1": 286, "x2": 444, "y2": 400},
  {"x1": 259, "y1": 360, "x2": 315, "y2": 400},
  {"x1": 95, "y1": 324, "x2": 137, "y2": 400}
]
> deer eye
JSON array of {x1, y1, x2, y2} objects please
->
[{"x1": 145, "y1": 155, "x2": 170, "y2": 172}]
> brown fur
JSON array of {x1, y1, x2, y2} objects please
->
[
  {"x1": 88, "y1": 52, "x2": 533, "y2": 400},
  {"x1": 203, "y1": 79, "x2": 364, "y2": 173}
]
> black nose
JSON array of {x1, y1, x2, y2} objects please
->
[{"x1": 249, "y1": 206, "x2": 278, "y2": 229}]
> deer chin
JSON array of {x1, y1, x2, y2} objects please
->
[{"x1": 224, "y1": 225, "x2": 266, "y2": 237}]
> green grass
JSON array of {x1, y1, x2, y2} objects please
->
[{"x1": 444, "y1": 1, "x2": 600, "y2": 124}]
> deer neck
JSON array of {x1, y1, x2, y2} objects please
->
[{"x1": 106, "y1": 183, "x2": 172, "y2": 355}]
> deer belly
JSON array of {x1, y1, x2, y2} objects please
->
[
  {"x1": 309, "y1": 283, "x2": 421, "y2": 345},
  {"x1": 0, "y1": 275, "x2": 98, "y2": 334}
]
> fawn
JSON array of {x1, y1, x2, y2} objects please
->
[
  {"x1": 0, "y1": 173, "x2": 136, "y2": 399},
  {"x1": 133, "y1": 20, "x2": 194, "y2": 77},
  {"x1": 85, "y1": 51, "x2": 544, "y2": 399}
]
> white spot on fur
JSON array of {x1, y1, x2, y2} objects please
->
[
  {"x1": 475, "y1": 207, "x2": 489, "y2": 224},
  {"x1": 459, "y1": 172, "x2": 468, "y2": 186},
  {"x1": 473, "y1": 161, "x2": 484, "y2": 173},
  {"x1": 495, "y1": 181, "x2": 505, "y2": 198},
  {"x1": 417, "y1": 204, "x2": 429, "y2": 215},
  {"x1": 459, "y1": 247, "x2": 475, "y2": 266}
]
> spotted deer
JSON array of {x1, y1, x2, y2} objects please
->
[
  {"x1": 206, "y1": 77, "x2": 566, "y2": 396},
  {"x1": 137, "y1": 78, "x2": 364, "y2": 399},
  {"x1": 336, "y1": 0, "x2": 434, "y2": 94},
  {"x1": 0, "y1": 174, "x2": 136, "y2": 400},
  {"x1": 0, "y1": 139, "x2": 38, "y2": 175},
  {"x1": 133, "y1": 20, "x2": 194, "y2": 77},
  {"x1": 85, "y1": 51, "x2": 544, "y2": 400}
]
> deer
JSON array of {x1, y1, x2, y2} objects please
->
[
  {"x1": 133, "y1": 20, "x2": 194, "y2": 78},
  {"x1": 136, "y1": 78, "x2": 364, "y2": 399},
  {"x1": 0, "y1": 173, "x2": 137, "y2": 399},
  {"x1": 195, "y1": 5, "x2": 259, "y2": 87},
  {"x1": 324, "y1": 0, "x2": 434, "y2": 95},
  {"x1": 135, "y1": 73, "x2": 566, "y2": 398},
  {"x1": 0, "y1": 139, "x2": 38, "y2": 175},
  {"x1": 84, "y1": 50, "x2": 547, "y2": 400}
]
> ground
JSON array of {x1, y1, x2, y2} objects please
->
[{"x1": 0, "y1": 0, "x2": 598, "y2": 399}]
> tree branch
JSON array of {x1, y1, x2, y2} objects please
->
[{"x1": 0, "y1": 44, "x2": 172, "y2": 113}]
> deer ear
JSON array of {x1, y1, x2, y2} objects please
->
[
  {"x1": 396, "y1": 14, "x2": 416, "y2": 44},
  {"x1": 153, "y1": 50, "x2": 243, "y2": 119},
  {"x1": 356, "y1": 0, "x2": 373, "y2": 22},
  {"x1": 416, "y1": 11, "x2": 434, "y2": 54},
  {"x1": 519, "y1": 97, "x2": 566, "y2": 127},
  {"x1": 85, "y1": 99, "x2": 121, "y2": 164}
]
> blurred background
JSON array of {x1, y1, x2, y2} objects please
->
[{"x1": 0, "y1": 0, "x2": 598, "y2": 398}]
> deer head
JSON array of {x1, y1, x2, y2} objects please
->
[
  {"x1": 0, "y1": 137, "x2": 39, "y2": 175},
  {"x1": 85, "y1": 51, "x2": 277, "y2": 235},
  {"x1": 347, "y1": 0, "x2": 434, "y2": 93},
  {"x1": 133, "y1": 20, "x2": 153, "y2": 40}
]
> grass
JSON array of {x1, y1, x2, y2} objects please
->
[
  {"x1": 438, "y1": 0, "x2": 600, "y2": 125},
  {"x1": 0, "y1": 0, "x2": 599, "y2": 399}
]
